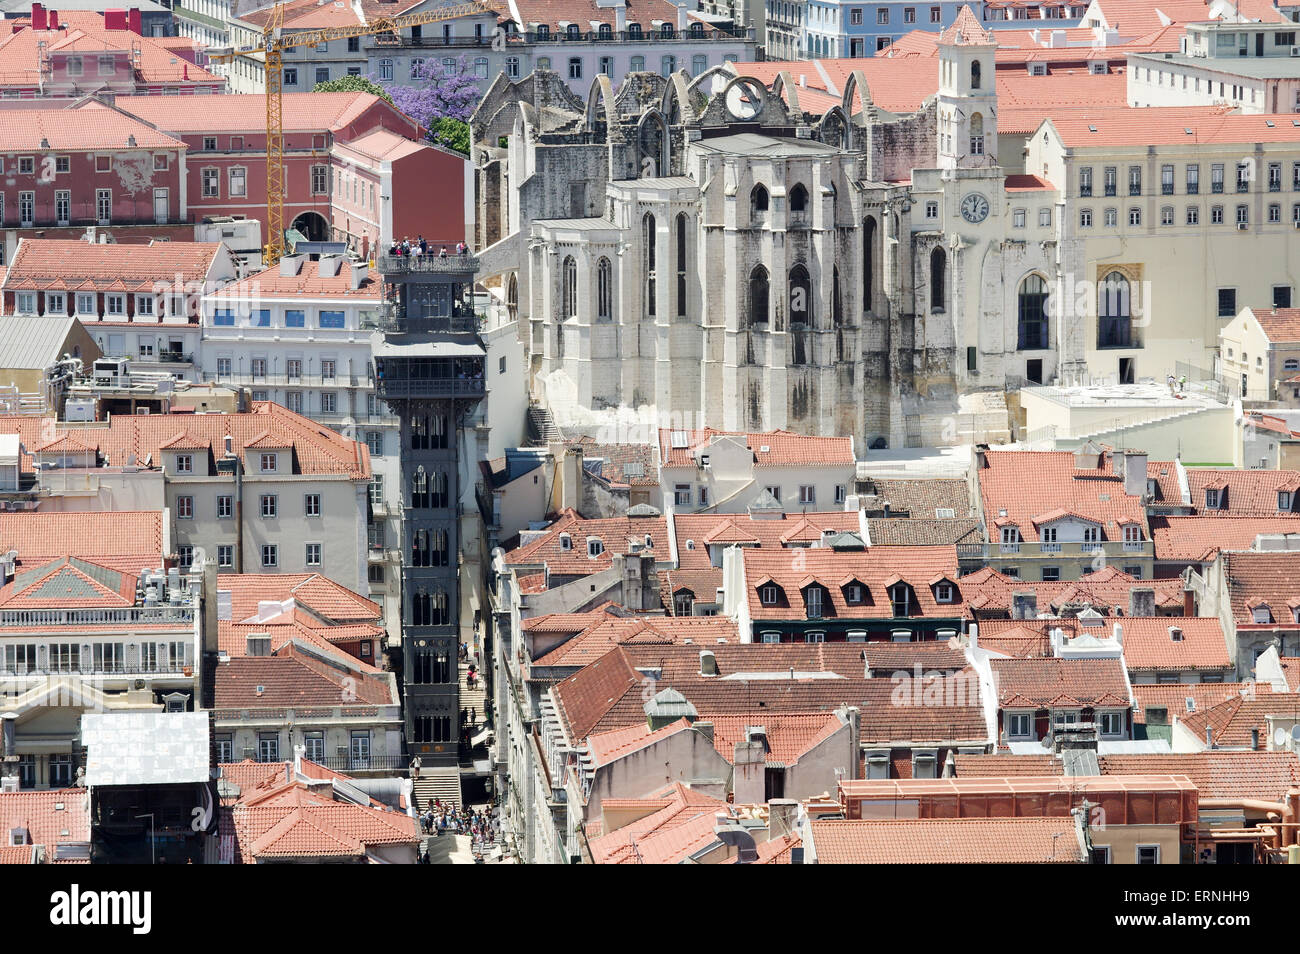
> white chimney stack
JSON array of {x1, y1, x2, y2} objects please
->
[
  {"x1": 1112, "y1": 622, "x2": 1123, "y2": 646},
  {"x1": 615, "y1": 2, "x2": 626, "y2": 33},
  {"x1": 317, "y1": 254, "x2": 342, "y2": 278},
  {"x1": 676, "y1": 3, "x2": 687, "y2": 31},
  {"x1": 279, "y1": 254, "x2": 304, "y2": 276},
  {"x1": 349, "y1": 261, "x2": 368, "y2": 290}
]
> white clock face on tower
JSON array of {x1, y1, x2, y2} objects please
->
[{"x1": 960, "y1": 192, "x2": 990, "y2": 224}]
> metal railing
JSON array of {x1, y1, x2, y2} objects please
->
[
  {"x1": 373, "y1": 377, "x2": 486, "y2": 399},
  {"x1": 377, "y1": 253, "x2": 479, "y2": 274},
  {"x1": 1, "y1": 607, "x2": 194, "y2": 626},
  {"x1": 310, "y1": 754, "x2": 407, "y2": 772},
  {"x1": 957, "y1": 541, "x2": 1153, "y2": 560}
]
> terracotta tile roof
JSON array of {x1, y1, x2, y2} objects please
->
[
  {"x1": 659, "y1": 568, "x2": 723, "y2": 612},
  {"x1": 585, "y1": 718, "x2": 695, "y2": 767},
  {"x1": 735, "y1": 57, "x2": 942, "y2": 114},
  {"x1": 564, "y1": 436, "x2": 659, "y2": 486},
  {"x1": 672, "y1": 511, "x2": 861, "y2": 570},
  {"x1": 0, "y1": 789, "x2": 91, "y2": 848},
  {"x1": 219, "y1": 760, "x2": 291, "y2": 801},
  {"x1": 1180, "y1": 468, "x2": 1300, "y2": 516},
  {"x1": 988, "y1": 657, "x2": 1131, "y2": 708},
  {"x1": 502, "y1": 508, "x2": 668, "y2": 576},
  {"x1": 2, "y1": 238, "x2": 225, "y2": 294},
  {"x1": 213, "y1": 650, "x2": 396, "y2": 709},
  {"x1": 0, "y1": 556, "x2": 136, "y2": 610},
  {"x1": 866, "y1": 518, "x2": 982, "y2": 546},
  {"x1": 1181, "y1": 693, "x2": 1300, "y2": 748},
  {"x1": 860, "y1": 639, "x2": 971, "y2": 673},
  {"x1": 218, "y1": 615, "x2": 385, "y2": 673},
  {"x1": 952, "y1": 752, "x2": 1062, "y2": 776},
  {"x1": 962, "y1": 564, "x2": 1185, "y2": 614},
  {"x1": 520, "y1": 603, "x2": 621, "y2": 634},
  {"x1": 0, "y1": 510, "x2": 163, "y2": 570},
  {"x1": 938, "y1": 5, "x2": 996, "y2": 44},
  {"x1": 979, "y1": 616, "x2": 1230, "y2": 671},
  {"x1": 0, "y1": 23, "x2": 222, "y2": 88},
  {"x1": 510, "y1": 0, "x2": 722, "y2": 35},
  {"x1": 706, "y1": 711, "x2": 846, "y2": 765},
  {"x1": 218, "y1": 572, "x2": 381, "y2": 623},
  {"x1": 855, "y1": 477, "x2": 973, "y2": 517},
  {"x1": 1246, "y1": 307, "x2": 1300, "y2": 343},
  {"x1": 112, "y1": 90, "x2": 416, "y2": 136},
  {"x1": 212, "y1": 262, "x2": 381, "y2": 303},
  {"x1": 977, "y1": 450, "x2": 1148, "y2": 543},
  {"x1": 0, "y1": 101, "x2": 186, "y2": 152},
  {"x1": 1150, "y1": 515, "x2": 1300, "y2": 562},
  {"x1": 740, "y1": 546, "x2": 962, "y2": 622},
  {"x1": 229, "y1": 796, "x2": 416, "y2": 863},
  {"x1": 0, "y1": 403, "x2": 369, "y2": 479},
  {"x1": 531, "y1": 614, "x2": 739, "y2": 669},
  {"x1": 1277, "y1": 657, "x2": 1300, "y2": 692},
  {"x1": 748, "y1": 833, "x2": 799, "y2": 863},
  {"x1": 1045, "y1": 106, "x2": 1300, "y2": 148},
  {"x1": 657, "y1": 427, "x2": 853, "y2": 469},
  {"x1": 0, "y1": 844, "x2": 38, "y2": 864},
  {"x1": 587, "y1": 782, "x2": 732, "y2": 864},
  {"x1": 1131, "y1": 682, "x2": 1265, "y2": 724},
  {"x1": 1099, "y1": 752, "x2": 1300, "y2": 800},
  {"x1": 551, "y1": 644, "x2": 987, "y2": 744},
  {"x1": 1224, "y1": 551, "x2": 1300, "y2": 626},
  {"x1": 810, "y1": 816, "x2": 1083, "y2": 864}
]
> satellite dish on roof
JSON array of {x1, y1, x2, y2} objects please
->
[
  {"x1": 1291, "y1": 724, "x2": 1300, "y2": 744},
  {"x1": 1275, "y1": 728, "x2": 1290, "y2": 748}
]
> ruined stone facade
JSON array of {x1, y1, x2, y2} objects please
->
[{"x1": 471, "y1": 20, "x2": 1065, "y2": 449}]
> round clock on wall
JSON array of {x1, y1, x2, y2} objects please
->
[{"x1": 960, "y1": 192, "x2": 990, "y2": 224}]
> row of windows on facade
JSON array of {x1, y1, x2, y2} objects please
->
[
  {"x1": 174, "y1": 541, "x2": 320, "y2": 570},
  {"x1": 673, "y1": 483, "x2": 846, "y2": 507},
  {"x1": 0, "y1": 153, "x2": 168, "y2": 177},
  {"x1": 1077, "y1": 161, "x2": 1300, "y2": 198},
  {"x1": 213, "y1": 357, "x2": 351, "y2": 382},
  {"x1": 200, "y1": 164, "x2": 329, "y2": 198},
  {"x1": 234, "y1": 388, "x2": 373, "y2": 417},
  {"x1": 215, "y1": 730, "x2": 376, "y2": 764},
  {"x1": 988, "y1": 564, "x2": 1147, "y2": 582},
  {"x1": 13, "y1": 289, "x2": 180, "y2": 318},
  {"x1": 0, "y1": 188, "x2": 133, "y2": 228},
  {"x1": 174, "y1": 451, "x2": 282, "y2": 474},
  {"x1": 173, "y1": 489, "x2": 318, "y2": 518},
  {"x1": 1075, "y1": 202, "x2": 1300, "y2": 228},
  {"x1": 1, "y1": 640, "x2": 190, "y2": 675},
  {"x1": 1136, "y1": 56, "x2": 1299, "y2": 102},
  {"x1": 756, "y1": 579, "x2": 956, "y2": 616},
  {"x1": 211, "y1": 310, "x2": 351, "y2": 330},
  {"x1": 997, "y1": 523, "x2": 1145, "y2": 544}
]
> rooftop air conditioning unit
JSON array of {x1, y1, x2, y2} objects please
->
[
  {"x1": 1290, "y1": 46, "x2": 1299, "y2": 56},
  {"x1": 1237, "y1": 222, "x2": 1250, "y2": 230}
]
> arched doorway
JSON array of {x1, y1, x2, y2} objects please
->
[{"x1": 291, "y1": 211, "x2": 330, "y2": 243}]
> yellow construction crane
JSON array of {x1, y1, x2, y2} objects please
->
[{"x1": 208, "y1": 1, "x2": 501, "y2": 265}]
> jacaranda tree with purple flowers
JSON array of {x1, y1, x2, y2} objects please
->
[{"x1": 379, "y1": 54, "x2": 482, "y2": 156}]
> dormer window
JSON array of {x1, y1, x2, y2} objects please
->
[
  {"x1": 1253, "y1": 605, "x2": 1271, "y2": 624},
  {"x1": 844, "y1": 583, "x2": 863, "y2": 604},
  {"x1": 889, "y1": 583, "x2": 912, "y2": 617},
  {"x1": 559, "y1": 533, "x2": 572, "y2": 551},
  {"x1": 804, "y1": 586, "x2": 824, "y2": 619},
  {"x1": 1000, "y1": 526, "x2": 1020, "y2": 544},
  {"x1": 760, "y1": 585, "x2": 779, "y2": 606},
  {"x1": 587, "y1": 537, "x2": 604, "y2": 558},
  {"x1": 685, "y1": 539, "x2": 695, "y2": 550},
  {"x1": 175, "y1": 453, "x2": 193, "y2": 474},
  {"x1": 1206, "y1": 488, "x2": 1220, "y2": 509},
  {"x1": 1169, "y1": 626, "x2": 1183, "y2": 642},
  {"x1": 1281, "y1": 491, "x2": 1293, "y2": 511},
  {"x1": 934, "y1": 582, "x2": 955, "y2": 604}
]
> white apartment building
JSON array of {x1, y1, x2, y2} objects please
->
[
  {"x1": 200, "y1": 253, "x2": 403, "y2": 629},
  {"x1": 1128, "y1": 20, "x2": 1300, "y2": 114},
  {"x1": 1028, "y1": 107, "x2": 1300, "y2": 380}
]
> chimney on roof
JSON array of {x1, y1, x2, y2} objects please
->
[
  {"x1": 317, "y1": 254, "x2": 342, "y2": 278},
  {"x1": 128, "y1": 7, "x2": 142, "y2": 35},
  {"x1": 693, "y1": 720, "x2": 714, "y2": 744},
  {"x1": 32, "y1": 3, "x2": 46, "y2": 31},
  {"x1": 1112, "y1": 622, "x2": 1123, "y2": 646},
  {"x1": 48, "y1": 8, "x2": 57, "y2": 29},
  {"x1": 699, "y1": 649, "x2": 717, "y2": 676},
  {"x1": 1184, "y1": 587, "x2": 1196, "y2": 616},
  {"x1": 279, "y1": 254, "x2": 304, "y2": 277},
  {"x1": 676, "y1": 3, "x2": 687, "y2": 31},
  {"x1": 349, "y1": 260, "x2": 368, "y2": 291},
  {"x1": 1119, "y1": 449, "x2": 1147, "y2": 498},
  {"x1": 615, "y1": 2, "x2": 626, "y2": 34},
  {"x1": 1129, "y1": 588, "x2": 1155, "y2": 616},
  {"x1": 1206, "y1": 725, "x2": 1214, "y2": 749},
  {"x1": 974, "y1": 443, "x2": 989, "y2": 470},
  {"x1": 968, "y1": 622, "x2": 979, "y2": 651}
]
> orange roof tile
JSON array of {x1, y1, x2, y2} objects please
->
[
  {"x1": 0, "y1": 789, "x2": 90, "y2": 848},
  {"x1": 1150, "y1": 515, "x2": 1300, "y2": 562},
  {"x1": 658, "y1": 426, "x2": 853, "y2": 468},
  {"x1": 503, "y1": 508, "x2": 668, "y2": 576},
  {"x1": 111, "y1": 91, "x2": 419, "y2": 137},
  {"x1": 2, "y1": 238, "x2": 226, "y2": 293},
  {"x1": 810, "y1": 816, "x2": 1083, "y2": 864},
  {"x1": 1046, "y1": 106, "x2": 1300, "y2": 148},
  {"x1": 212, "y1": 262, "x2": 382, "y2": 303}
]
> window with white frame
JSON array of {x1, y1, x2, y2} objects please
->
[
  {"x1": 1007, "y1": 712, "x2": 1033, "y2": 739},
  {"x1": 175, "y1": 453, "x2": 193, "y2": 474},
  {"x1": 261, "y1": 544, "x2": 278, "y2": 567},
  {"x1": 305, "y1": 543, "x2": 321, "y2": 566},
  {"x1": 260, "y1": 494, "x2": 277, "y2": 518},
  {"x1": 260, "y1": 453, "x2": 277, "y2": 473},
  {"x1": 587, "y1": 537, "x2": 604, "y2": 558},
  {"x1": 760, "y1": 585, "x2": 779, "y2": 606}
]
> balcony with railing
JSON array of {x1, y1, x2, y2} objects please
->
[
  {"x1": 377, "y1": 252, "x2": 479, "y2": 275},
  {"x1": 957, "y1": 540, "x2": 1153, "y2": 561},
  {"x1": 1, "y1": 606, "x2": 194, "y2": 627},
  {"x1": 361, "y1": 303, "x2": 483, "y2": 335}
]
